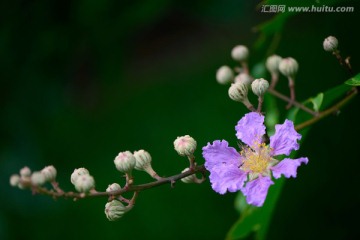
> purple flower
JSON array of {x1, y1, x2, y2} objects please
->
[{"x1": 202, "y1": 112, "x2": 308, "y2": 207}]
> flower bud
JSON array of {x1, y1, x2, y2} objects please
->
[
  {"x1": 133, "y1": 150, "x2": 152, "y2": 171},
  {"x1": 251, "y1": 78, "x2": 269, "y2": 97},
  {"x1": 20, "y1": 166, "x2": 31, "y2": 178},
  {"x1": 216, "y1": 66, "x2": 234, "y2": 85},
  {"x1": 174, "y1": 135, "x2": 197, "y2": 157},
  {"x1": 235, "y1": 73, "x2": 252, "y2": 86},
  {"x1": 114, "y1": 151, "x2": 136, "y2": 173},
  {"x1": 279, "y1": 57, "x2": 298, "y2": 78},
  {"x1": 10, "y1": 174, "x2": 20, "y2": 187},
  {"x1": 231, "y1": 45, "x2": 249, "y2": 62},
  {"x1": 31, "y1": 171, "x2": 46, "y2": 186},
  {"x1": 41, "y1": 165, "x2": 57, "y2": 182},
  {"x1": 105, "y1": 200, "x2": 129, "y2": 221},
  {"x1": 323, "y1": 36, "x2": 338, "y2": 52},
  {"x1": 74, "y1": 174, "x2": 95, "y2": 193},
  {"x1": 228, "y1": 82, "x2": 249, "y2": 102},
  {"x1": 266, "y1": 55, "x2": 282, "y2": 74},
  {"x1": 71, "y1": 168, "x2": 89, "y2": 185},
  {"x1": 181, "y1": 168, "x2": 197, "y2": 184},
  {"x1": 106, "y1": 183, "x2": 121, "y2": 192}
]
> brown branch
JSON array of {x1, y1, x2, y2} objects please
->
[
  {"x1": 333, "y1": 50, "x2": 353, "y2": 75},
  {"x1": 267, "y1": 88, "x2": 318, "y2": 116},
  {"x1": 295, "y1": 87, "x2": 358, "y2": 131},
  {"x1": 27, "y1": 165, "x2": 207, "y2": 200}
]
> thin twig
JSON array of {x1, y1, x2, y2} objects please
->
[
  {"x1": 295, "y1": 87, "x2": 357, "y2": 131},
  {"x1": 267, "y1": 88, "x2": 318, "y2": 116},
  {"x1": 286, "y1": 77, "x2": 296, "y2": 109},
  {"x1": 333, "y1": 50, "x2": 353, "y2": 75},
  {"x1": 25, "y1": 165, "x2": 207, "y2": 200},
  {"x1": 257, "y1": 96, "x2": 264, "y2": 112},
  {"x1": 269, "y1": 73, "x2": 279, "y2": 90}
]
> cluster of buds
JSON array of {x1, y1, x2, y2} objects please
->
[
  {"x1": 215, "y1": 44, "x2": 302, "y2": 111},
  {"x1": 215, "y1": 44, "x2": 271, "y2": 112},
  {"x1": 10, "y1": 134, "x2": 204, "y2": 222},
  {"x1": 10, "y1": 165, "x2": 57, "y2": 189},
  {"x1": 71, "y1": 168, "x2": 95, "y2": 193}
]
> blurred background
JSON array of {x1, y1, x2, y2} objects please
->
[{"x1": 1, "y1": 0, "x2": 359, "y2": 239}]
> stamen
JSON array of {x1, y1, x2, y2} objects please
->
[{"x1": 240, "y1": 143, "x2": 272, "y2": 175}]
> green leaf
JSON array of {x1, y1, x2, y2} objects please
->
[
  {"x1": 345, "y1": 73, "x2": 360, "y2": 86},
  {"x1": 226, "y1": 83, "x2": 353, "y2": 240},
  {"x1": 309, "y1": 93, "x2": 324, "y2": 112}
]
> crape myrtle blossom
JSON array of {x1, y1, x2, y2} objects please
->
[{"x1": 202, "y1": 112, "x2": 308, "y2": 207}]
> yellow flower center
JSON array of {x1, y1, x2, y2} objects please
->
[{"x1": 240, "y1": 143, "x2": 275, "y2": 176}]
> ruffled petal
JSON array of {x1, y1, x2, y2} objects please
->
[
  {"x1": 270, "y1": 119, "x2": 301, "y2": 156},
  {"x1": 235, "y1": 112, "x2": 266, "y2": 147},
  {"x1": 271, "y1": 157, "x2": 308, "y2": 179},
  {"x1": 242, "y1": 176, "x2": 274, "y2": 207},
  {"x1": 202, "y1": 140, "x2": 242, "y2": 172},
  {"x1": 209, "y1": 165, "x2": 247, "y2": 194}
]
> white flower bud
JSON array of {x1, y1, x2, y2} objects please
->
[
  {"x1": 133, "y1": 150, "x2": 152, "y2": 171},
  {"x1": 74, "y1": 174, "x2": 95, "y2": 192},
  {"x1": 234, "y1": 73, "x2": 252, "y2": 86},
  {"x1": 114, "y1": 151, "x2": 136, "y2": 173},
  {"x1": 279, "y1": 57, "x2": 299, "y2": 78},
  {"x1": 228, "y1": 82, "x2": 249, "y2": 102},
  {"x1": 106, "y1": 183, "x2": 121, "y2": 192},
  {"x1": 41, "y1": 165, "x2": 57, "y2": 182},
  {"x1": 10, "y1": 174, "x2": 20, "y2": 187},
  {"x1": 31, "y1": 171, "x2": 46, "y2": 186},
  {"x1": 20, "y1": 166, "x2": 31, "y2": 178},
  {"x1": 174, "y1": 135, "x2": 197, "y2": 157},
  {"x1": 71, "y1": 168, "x2": 89, "y2": 185},
  {"x1": 323, "y1": 36, "x2": 338, "y2": 52},
  {"x1": 216, "y1": 66, "x2": 234, "y2": 85},
  {"x1": 105, "y1": 200, "x2": 128, "y2": 221},
  {"x1": 181, "y1": 168, "x2": 197, "y2": 184},
  {"x1": 231, "y1": 45, "x2": 249, "y2": 61},
  {"x1": 251, "y1": 78, "x2": 269, "y2": 97},
  {"x1": 266, "y1": 55, "x2": 282, "y2": 74}
]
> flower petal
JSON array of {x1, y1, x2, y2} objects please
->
[
  {"x1": 202, "y1": 140, "x2": 242, "y2": 172},
  {"x1": 242, "y1": 176, "x2": 274, "y2": 207},
  {"x1": 271, "y1": 157, "x2": 308, "y2": 179},
  {"x1": 235, "y1": 112, "x2": 266, "y2": 147},
  {"x1": 270, "y1": 119, "x2": 301, "y2": 156},
  {"x1": 209, "y1": 165, "x2": 247, "y2": 194}
]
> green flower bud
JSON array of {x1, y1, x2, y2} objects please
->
[
  {"x1": 105, "y1": 200, "x2": 128, "y2": 221},
  {"x1": 106, "y1": 183, "x2": 121, "y2": 192},
  {"x1": 74, "y1": 174, "x2": 95, "y2": 193},
  {"x1": 231, "y1": 45, "x2": 249, "y2": 62},
  {"x1": 41, "y1": 165, "x2": 57, "y2": 182},
  {"x1": 20, "y1": 166, "x2": 31, "y2": 178},
  {"x1": 31, "y1": 171, "x2": 46, "y2": 186},
  {"x1": 134, "y1": 150, "x2": 152, "y2": 171},
  {"x1": 181, "y1": 168, "x2": 197, "y2": 184},
  {"x1": 174, "y1": 135, "x2": 197, "y2": 157},
  {"x1": 235, "y1": 73, "x2": 252, "y2": 86},
  {"x1": 266, "y1": 55, "x2": 282, "y2": 75},
  {"x1": 279, "y1": 57, "x2": 299, "y2": 78},
  {"x1": 323, "y1": 36, "x2": 338, "y2": 52},
  {"x1": 216, "y1": 66, "x2": 234, "y2": 85},
  {"x1": 71, "y1": 168, "x2": 89, "y2": 185},
  {"x1": 251, "y1": 78, "x2": 269, "y2": 97},
  {"x1": 10, "y1": 174, "x2": 20, "y2": 187},
  {"x1": 228, "y1": 82, "x2": 249, "y2": 102},
  {"x1": 114, "y1": 151, "x2": 136, "y2": 173}
]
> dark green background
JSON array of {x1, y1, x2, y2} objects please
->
[{"x1": 1, "y1": 1, "x2": 359, "y2": 239}]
